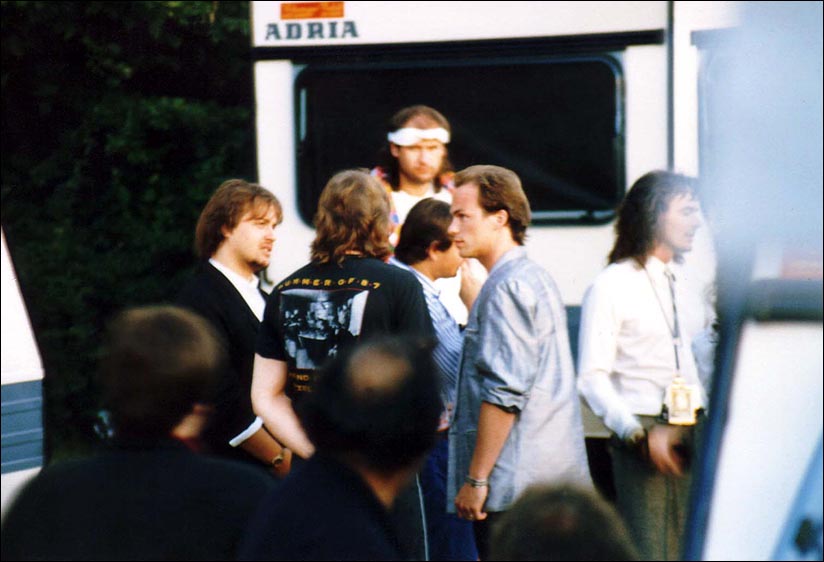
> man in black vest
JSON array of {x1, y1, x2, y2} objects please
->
[{"x1": 176, "y1": 179, "x2": 290, "y2": 475}]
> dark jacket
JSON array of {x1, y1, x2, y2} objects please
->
[
  {"x1": 176, "y1": 261, "x2": 267, "y2": 463},
  {"x1": 0, "y1": 439, "x2": 275, "y2": 561}
]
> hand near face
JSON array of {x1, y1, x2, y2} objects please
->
[{"x1": 458, "y1": 259, "x2": 485, "y2": 310}]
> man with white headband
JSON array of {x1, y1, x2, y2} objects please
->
[
  {"x1": 372, "y1": 105, "x2": 455, "y2": 246},
  {"x1": 373, "y1": 105, "x2": 486, "y2": 327}
]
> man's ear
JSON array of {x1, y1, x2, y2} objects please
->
[
  {"x1": 494, "y1": 209, "x2": 509, "y2": 229},
  {"x1": 390, "y1": 143, "x2": 400, "y2": 158},
  {"x1": 220, "y1": 224, "x2": 232, "y2": 238},
  {"x1": 426, "y1": 240, "x2": 441, "y2": 261},
  {"x1": 171, "y1": 403, "x2": 213, "y2": 440}
]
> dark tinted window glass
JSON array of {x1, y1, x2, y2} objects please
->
[{"x1": 296, "y1": 57, "x2": 623, "y2": 224}]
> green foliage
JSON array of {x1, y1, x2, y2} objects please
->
[{"x1": 1, "y1": 1, "x2": 256, "y2": 459}]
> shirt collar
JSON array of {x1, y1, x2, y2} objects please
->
[
  {"x1": 489, "y1": 246, "x2": 528, "y2": 276},
  {"x1": 389, "y1": 257, "x2": 439, "y2": 296},
  {"x1": 408, "y1": 266, "x2": 440, "y2": 296},
  {"x1": 209, "y1": 258, "x2": 260, "y2": 292},
  {"x1": 644, "y1": 255, "x2": 672, "y2": 279}
]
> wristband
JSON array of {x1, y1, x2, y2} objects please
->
[{"x1": 465, "y1": 476, "x2": 489, "y2": 488}]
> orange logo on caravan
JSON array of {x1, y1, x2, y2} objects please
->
[
  {"x1": 281, "y1": 2, "x2": 344, "y2": 19},
  {"x1": 267, "y1": 1, "x2": 358, "y2": 40}
]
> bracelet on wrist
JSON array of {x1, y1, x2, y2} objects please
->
[
  {"x1": 465, "y1": 476, "x2": 489, "y2": 488},
  {"x1": 271, "y1": 447, "x2": 288, "y2": 467}
]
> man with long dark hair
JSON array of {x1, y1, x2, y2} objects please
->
[{"x1": 577, "y1": 171, "x2": 708, "y2": 560}]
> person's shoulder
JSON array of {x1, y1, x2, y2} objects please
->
[
  {"x1": 196, "y1": 454, "x2": 274, "y2": 486},
  {"x1": 489, "y1": 263, "x2": 551, "y2": 309},
  {"x1": 494, "y1": 252, "x2": 548, "y2": 287},
  {"x1": 596, "y1": 258, "x2": 641, "y2": 285},
  {"x1": 176, "y1": 453, "x2": 276, "y2": 508},
  {"x1": 584, "y1": 259, "x2": 639, "y2": 303},
  {"x1": 358, "y1": 258, "x2": 418, "y2": 283},
  {"x1": 4, "y1": 454, "x2": 109, "y2": 517},
  {"x1": 176, "y1": 262, "x2": 216, "y2": 296},
  {"x1": 273, "y1": 262, "x2": 319, "y2": 289},
  {"x1": 20, "y1": 455, "x2": 95, "y2": 488}
]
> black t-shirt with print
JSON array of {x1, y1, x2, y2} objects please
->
[{"x1": 257, "y1": 257, "x2": 433, "y2": 404}]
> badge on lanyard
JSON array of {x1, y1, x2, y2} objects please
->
[
  {"x1": 645, "y1": 266, "x2": 704, "y2": 426},
  {"x1": 661, "y1": 374, "x2": 701, "y2": 426}
]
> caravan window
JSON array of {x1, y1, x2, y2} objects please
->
[{"x1": 295, "y1": 56, "x2": 623, "y2": 225}]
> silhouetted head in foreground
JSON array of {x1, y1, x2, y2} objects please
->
[{"x1": 491, "y1": 484, "x2": 639, "y2": 561}]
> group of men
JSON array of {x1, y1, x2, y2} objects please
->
[{"x1": 1, "y1": 105, "x2": 711, "y2": 562}]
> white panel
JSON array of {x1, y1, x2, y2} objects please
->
[
  {"x1": 672, "y1": 1, "x2": 741, "y2": 175},
  {"x1": 623, "y1": 44, "x2": 668, "y2": 186},
  {"x1": 253, "y1": 1, "x2": 667, "y2": 47},
  {"x1": 254, "y1": 61, "x2": 316, "y2": 286},
  {"x1": 703, "y1": 322, "x2": 824, "y2": 560},
  {"x1": 1, "y1": 467, "x2": 40, "y2": 523},
  {"x1": 525, "y1": 224, "x2": 613, "y2": 306},
  {"x1": 1, "y1": 231, "x2": 44, "y2": 385}
]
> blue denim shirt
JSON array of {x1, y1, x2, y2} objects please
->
[{"x1": 447, "y1": 247, "x2": 592, "y2": 512}]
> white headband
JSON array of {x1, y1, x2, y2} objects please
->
[{"x1": 387, "y1": 127, "x2": 450, "y2": 146}]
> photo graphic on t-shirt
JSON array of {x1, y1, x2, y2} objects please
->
[{"x1": 280, "y1": 288, "x2": 368, "y2": 369}]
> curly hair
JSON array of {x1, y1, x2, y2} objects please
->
[
  {"x1": 608, "y1": 171, "x2": 696, "y2": 265},
  {"x1": 454, "y1": 165, "x2": 531, "y2": 245},
  {"x1": 310, "y1": 169, "x2": 392, "y2": 265},
  {"x1": 195, "y1": 179, "x2": 282, "y2": 259}
]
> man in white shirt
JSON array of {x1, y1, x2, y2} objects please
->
[
  {"x1": 577, "y1": 171, "x2": 707, "y2": 561},
  {"x1": 176, "y1": 179, "x2": 290, "y2": 476}
]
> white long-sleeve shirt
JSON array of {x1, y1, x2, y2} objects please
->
[{"x1": 577, "y1": 256, "x2": 707, "y2": 439}]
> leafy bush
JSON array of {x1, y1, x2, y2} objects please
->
[{"x1": 1, "y1": 1, "x2": 256, "y2": 459}]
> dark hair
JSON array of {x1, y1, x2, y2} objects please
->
[
  {"x1": 297, "y1": 336, "x2": 441, "y2": 473},
  {"x1": 491, "y1": 484, "x2": 639, "y2": 561},
  {"x1": 195, "y1": 179, "x2": 282, "y2": 259},
  {"x1": 454, "y1": 165, "x2": 531, "y2": 245},
  {"x1": 379, "y1": 105, "x2": 453, "y2": 192},
  {"x1": 311, "y1": 169, "x2": 393, "y2": 265},
  {"x1": 99, "y1": 306, "x2": 223, "y2": 440},
  {"x1": 608, "y1": 171, "x2": 697, "y2": 266},
  {"x1": 395, "y1": 199, "x2": 453, "y2": 265}
]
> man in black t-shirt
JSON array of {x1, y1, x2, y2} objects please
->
[
  {"x1": 252, "y1": 169, "x2": 433, "y2": 560},
  {"x1": 258, "y1": 258, "x2": 429, "y2": 399}
]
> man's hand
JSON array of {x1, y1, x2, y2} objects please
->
[
  {"x1": 458, "y1": 260, "x2": 485, "y2": 311},
  {"x1": 455, "y1": 482, "x2": 488, "y2": 521},
  {"x1": 648, "y1": 424, "x2": 689, "y2": 477}
]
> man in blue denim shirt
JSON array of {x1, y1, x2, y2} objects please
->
[{"x1": 446, "y1": 165, "x2": 592, "y2": 560}]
